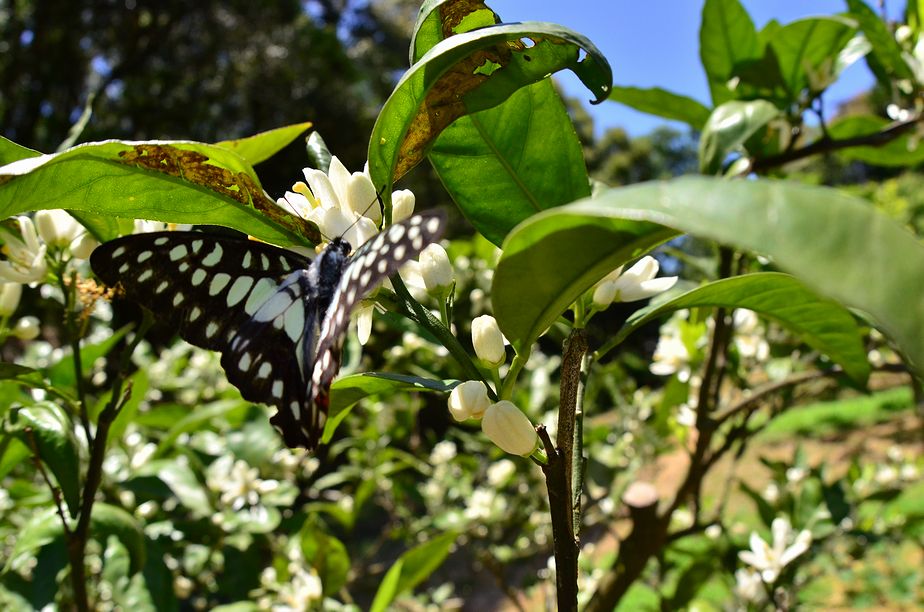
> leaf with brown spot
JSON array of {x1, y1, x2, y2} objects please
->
[
  {"x1": 369, "y1": 22, "x2": 611, "y2": 217},
  {"x1": 0, "y1": 139, "x2": 317, "y2": 247}
]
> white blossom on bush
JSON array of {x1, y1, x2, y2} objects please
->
[
  {"x1": 592, "y1": 256, "x2": 677, "y2": 307},
  {"x1": 0, "y1": 216, "x2": 47, "y2": 283},
  {"x1": 481, "y1": 400, "x2": 538, "y2": 456},
  {"x1": 472, "y1": 315, "x2": 506, "y2": 368},
  {"x1": 448, "y1": 380, "x2": 491, "y2": 422},
  {"x1": 738, "y1": 517, "x2": 811, "y2": 583},
  {"x1": 650, "y1": 315, "x2": 691, "y2": 380}
]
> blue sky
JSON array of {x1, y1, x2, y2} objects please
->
[{"x1": 497, "y1": 1, "x2": 897, "y2": 135}]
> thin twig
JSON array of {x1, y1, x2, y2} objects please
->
[{"x1": 537, "y1": 425, "x2": 579, "y2": 612}]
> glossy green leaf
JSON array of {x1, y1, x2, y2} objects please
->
[
  {"x1": 493, "y1": 210, "x2": 677, "y2": 351},
  {"x1": 368, "y1": 22, "x2": 611, "y2": 203},
  {"x1": 0, "y1": 136, "x2": 41, "y2": 165},
  {"x1": 300, "y1": 525, "x2": 351, "y2": 596},
  {"x1": 152, "y1": 460, "x2": 212, "y2": 518},
  {"x1": 323, "y1": 373, "x2": 454, "y2": 444},
  {"x1": 846, "y1": 0, "x2": 915, "y2": 85},
  {"x1": 699, "y1": 0, "x2": 761, "y2": 104},
  {"x1": 605, "y1": 273, "x2": 870, "y2": 384},
  {"x1": 827, "y1": 115, "x2": 924, "y2": 166},
  {"x1": 0, "y1": 363, "x2": 38, "y2": 379},
  {"x1": 369, "y1": 531, "x2": 457, "y2": 612},
  {"x1": 305, "y1": 131, "x2": 332, "y2": 174},
  {"x1": 7, "y1": 402, "x2": 81, "y2": 517},
  {"x1": 213, "y1": 122, "x2": 312, "y2": 166},
  {"x1": 429, "y1": 82, "x2": 591, "y2": 245},
  {"x1": 0, "y1": 140, "x2": 316, "y2": 247},
  {"x1": 608, "y1": 86, "x2": 712, "y2": 130},
  {"x1": 6, "y1": 504, "x2": 145, "y2": 575},
  {"x1": 699, "y1": 100, "x2": 780, "y2": 174},
  {"x1": 768, "y1": 17, "x2": 857, "y2": 96},
  {"x1": 560, "y1": 177, "x2": 924, "y2": 374}
]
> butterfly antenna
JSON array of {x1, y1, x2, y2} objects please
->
[{"x1": 335, "y1": 189, "x2": 386, "y2": 243}]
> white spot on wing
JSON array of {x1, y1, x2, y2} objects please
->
[
  {"x1": 239, "y1": 352, "x2": 251, "y2": 370},
  {"x1": 241, "y1": 252, "x2": 252, "y2": 269},
  {"x1": 155, "y1": 280, "x2": 168, "y2": 294},
  {"x1": 202, "y1": 244, "x2": 223, "y2": 267},
  {"x1": 257, "y1": 362, "x2": 272, "y2": 379},
  {"x1": 227, "y1": 276, "x2": 253, "y2": 307},
  {"x1": 189, "y1": 306, "x2": 202, "y2": 322},
  {"x1": 205, "y1": 321, "x2": 219, "y2": 337},
  {"x1": 118, "y1": 263, "x2": 129, "y2": 274},
  {"x1": 426, "y1": 217, "x2": 440, "y2": 234},
  {"x1": 283, "y1": 303, "x2": 305, "y2": 342},
  {"x1": 137, "y1": 251, "x2": 152, "y2": 263},
  {"x1": 169, "y1": 245, "x2": 188, "y2": 261},
  {"x1": 112, "y1": 246, "x2": 126, "y2": 259},
  {"x1": 138, "y1": 269, "x2": 153, "y2": 283},
  {"x1": 244, "y1": 278, "x2": 278, "y2": 315},
  {"x1": 253, "y1": 290, "x2": 292, "y2": 322},
  {"x1": 191, "y1": 269, "x2": 207, "y2": 286},
  {"x1": 191, "y1": 239, "x2": 203, "y2": 252},
  {"x1": 209, "y1": 272, "x2": 231, "y2": 296},
  {"x1": 173, "y1": 292, "x2": 184, "y2": 307},
  {"x1": 154, "y1": 237, "x2": 169, "y2": 246},
  {"x1": 272, "y1": 379, "x2": 283, "y2": 398}
]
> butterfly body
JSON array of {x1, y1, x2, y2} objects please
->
[{"x1": 91, "y1": 212, "x2": 446, "y2": 449}]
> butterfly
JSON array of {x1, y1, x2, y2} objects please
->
[{"x1": 90, "y1": 211, "x2": 446, "y2": 449}]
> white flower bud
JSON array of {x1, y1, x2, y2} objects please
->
[
  {"x1": 419, "y1": 243, "x2": 453, "y2": 294},
  {"x1": 70, "y1": 233, "x2": 99, "y2": 260},
  {"x1": 481, "y1": 401, "x2": 538, "y2": 456},
  {"x1": 472, "y1": 315, "x2": 506, "y2": 367},
  {"x1": 391, "y1": 189, "x2": 415, "y2": 222},
  {"x1": 356, "y1": 305, "x2": 374, "y2": 346},
  {"x1": 448, "y1": 380, "x2": 490, "y2": 422},
  {"x1": 34, "y1": 209, "x2": 81, "y2": 248},
  {"x1": 344, "y1": 170, "x2": 380, "y2": 225},
  {"x1": 12, "y1": 316, "x2": 40, "y2": 340},
  {"x1": 0, "y1": 282, "x2": 22, "y2": 317}
]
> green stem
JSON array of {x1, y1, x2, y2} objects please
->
[
  {"x1": 499, "y1": 349, "x2": 530, "y2": 400},
  {"x1": 389, "y1": 276, "x2": 486, "y2": 388},
  {"x1": 60, "y1": 269, "x2": 92, "y2": 446}
]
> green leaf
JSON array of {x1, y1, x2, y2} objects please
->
[
  {"x1": 213, "y1": 122, "x2": 312, "y2": 166},
  {"x1": 557, "y1": 177, "x2": 924, "y2": 374},
  {"x1": 698, "y1": 100, "x2": 780, "y2": 174},
  {"x1": 768, "y1": 17, "x2": 857, "y2": 97},
  {"x1": 368, "y1": 22, "x2": 611, "y2": 201},
  {"x1": 151, "y1": 460, "x2": 213, "y2": 518},
  {"x1": 493, "y1": 209, "x2": 677, "y2": 351},
  {"x1": 323, "y1": 373, "x2": 454, "y2": 444},
  {"x1": 429, "y1": 82, "x2": 591, "y2": 245},
  {"x1": 7, "y1": 402, "x2": 81, "y2": 517},
  {"x1": 699, "y1": 0, "x2": 761, "y2": 104},
  {"x1": 0, "y1": 140, "x2": 317, "y2": 247},
  {"x1": 846, "y1": 0, "x2": 915, "y2": 85},
  {"x1": 827, "y1": 115, "x2": 924, "y2": 166},
  {"x1": 608, "y1": 86, "x2": 712, "y2": 130},
  {"x1": 0, "y1": 363, "x2": 38, "y2": 379},
  {"x1": 305, "y1": 131, "x2": 332, "y2": 174},
  {"x1": 0, "y1": 136, "x2": 41, "y2": 165},
  {"x1": 5, "y1": 504, "x2": 145, "y2": 575},
  {"x1": 300, "y1": 524, "x2": 351, "y2": 596},
  {"x1": 153, "y1": 399, "x2": 250, "y2": 457},
  {"x1": 369, "y1": 531, "x2": 457, "y2": 612},
  {"x1": 605, "y1": 273, "x2": 870, "y2": 384}
]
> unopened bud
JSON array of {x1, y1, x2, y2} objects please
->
[
  {"x1": 448, "y1": 380, "x2": 490, "y2": 421},
  {"x1": 481, "y1": 401, "x2": 538, "y2": 456},
  {"x1": 472, "y1": 315, "x2": 505, "y2": 367}
]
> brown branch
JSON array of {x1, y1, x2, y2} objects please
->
[
  {"x1": 751, "y1": 115, "x2": 921, "y2": 172},
  {"x1": 537, "y1": 425, "x2": 579, "y2": 612}
]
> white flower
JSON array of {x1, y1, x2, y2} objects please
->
[
  {"x1": 465, "y1": 487, "x2": 496, "y2": 520},
  {"x1": 0, "y1": 282, "x2": 22, "y2": 317},
  {"x1": 70, "y1": 233, "x2": 98, "y2": 260},
  {"x1": 0, "y1": 216, "x2": 48, "y2": 283},
  {"x1": 274, "y1": 566, "x2": 323, "y2": 611},
  {"x1": 207, "y1": 456, "x2": 279, "y2": 512},
  {"x1": 592, "y1": 256, "x2": 677, "y2": 308},
  {"x1": 355, "y1": 304, "x2": 374, "y2": 345},
  {"x1": 733, "y1": 309, "x2": 769, "y2": 361},
  {"x1": 738, "y1": 517, "x2": 812, "y2": 583},
  {"x1": 419, "y1": 243, "x2": 453, "y2": 295},
  {"x1": 448, "y1": 380, "x2": 491, "y2": 422},
  {"x1": 481, "y1": 400, "x2": 538, "y2": 456},
  {"x1": 734, "y1": 568, "x2": 765, "y2": 603},
  {"x1": 293, "y1": 156, "x2": 389, "y2": 247},
  {"x1": 430, "y1": 440, "x2": 457, "y2": 463},
  {"x1": 487, "y1": 459, "x2": 516, "y2": 486},
  {"x1": 34, "y1": 209, "x2": 82, "y2": 248},
  {"x1": 472, "y1": 315, "x2": 506, "y2": 367},
  {"x1": 12, "y1": 316, "x2": 40, "y2": 340},
  {"x1": 650, "y1": 331, "x2": 689, "y2": 378}
]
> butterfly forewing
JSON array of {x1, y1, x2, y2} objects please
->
[{"x1": 91, "y1": 211, "x2": 446, "y2": 451}]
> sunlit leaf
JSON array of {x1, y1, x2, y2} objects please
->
[
  {"x1": 213, "y1": 122, "x2": 312, "y2": 166},
  {"x1": 369, "y1": 531, "x2": 457, "y2": 612},
  {"x1": 608, "y1": 86, "x2": 712, "y2": 130},
  {"x1": 698, "y1": 100, "x2": 779, "y2": 174}
]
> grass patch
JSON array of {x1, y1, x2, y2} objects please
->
[{"x1": 760, "y1": 387, "x2": 914, "y2": 439}]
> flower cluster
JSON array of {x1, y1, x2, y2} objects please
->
[
  {"x1": 738, "y1": 516, "x2": 812, "y2": 584},
  {"x1": 0, "y1": 209, "x2": 100, "y2": 342}
]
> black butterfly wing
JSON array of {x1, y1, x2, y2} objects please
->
[
  {"x1": 91, "y1": 231, "x2": 322, "y2": 446},
  {"x1": 310, "y1": 211, "x2": 447, "y2": 411}
]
